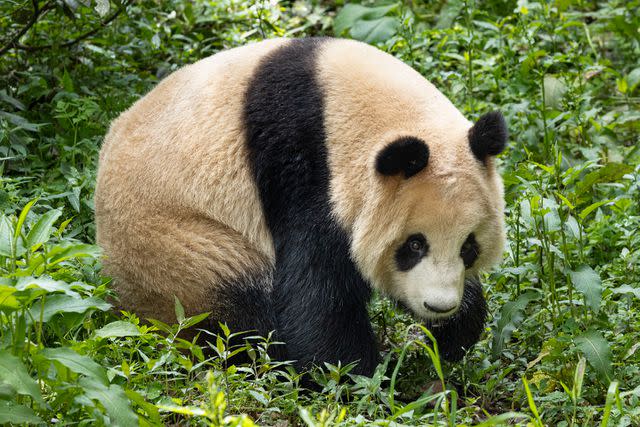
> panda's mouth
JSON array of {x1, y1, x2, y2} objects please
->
[{"x1": 394, "y1": 299, "x2": 458, "y2": 322}]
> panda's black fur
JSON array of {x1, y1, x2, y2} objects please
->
[{"x1": 244, "y1": 38, "x2": 378, "y2": 374}]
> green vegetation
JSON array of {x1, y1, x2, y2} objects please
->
[{"x1": 1, "y1": 0, "x2": 639, "y2": 425}]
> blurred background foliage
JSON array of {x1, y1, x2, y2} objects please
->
[{"x1": 0, "y1": 0, "x2": 639, "y2": 425}]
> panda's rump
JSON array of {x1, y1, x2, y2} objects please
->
[{"x1": 98, "y1": 207, "x2": 274, "y2": 326}]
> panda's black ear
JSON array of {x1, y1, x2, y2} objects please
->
[
  {"x1": 375, "y1": 137, "x2": 429, "y2": 179},
  {"x1": 468, "y1": 111, "x2": 508, "y2": 163}
]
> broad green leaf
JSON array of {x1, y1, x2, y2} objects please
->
[
  {"x1": 492, "y1": 290, "x2": 541, "y2": 357},
  {"x1": 40, "y1": 347, "x2": 108, "y2": 385},
  {"x1": 544, "y1": 75, "x2": 567, "y2": 109},
  {"x1": 569, "y1": 266, "x2": 602, "y2": 313},
  {"x1": 628, "y1": 67, "x2": 640, "y2": 91},
  {"x1": 80, "y1": 377, "x2": 138, "y2": 427},
  {"x1": 574, "y1": 330, "x2": 612, "y2": 383},
  {"x1": 15, "y1": 276, "x2": 79, "y2": 297},
  {"x1": 94, "y1": 320, "x2": 141, "y2": 338},
  {"x1": 611, "y1": 285, "x2": 640, "y2": 299},
  {"x1": 0, "y1": 285, "x2": 19, "y2": 311},
  {"x1": 0, "y1": 382, "x2": 16, "y2": 399},
  {"x1": 0, "y1": 215, "x2": 13, "y2": 257},
  {"x1": 29, "y1": 294, "x2": 111, "y2": 322},
  {"x1": 25, "y1": 209, "x2": 62, "y2": 250},
  {"x1": 0, "y1": 401, "x2": 43, "y2": 424},
  {"x1": 47, "y1": 243, "x2": 101, "y2": 265},
  {"x1": 435, "y1": 0, "x2": 464, "y2": 29},
  {"x1": 125, "y1": 389, "x2": 162, "y2": 425},
  {"x1": 350, "y1": 16, "x2": 399, "y2": 44},
  {"x1": 575, "y1": 163, "x2": 634, "y2": 198},
  {"x1": 0, "y1": 350, "x2": 45, "y2": 405},
  {"x1": 333, "y1": 4, "x2": 396, "y2": 37}
]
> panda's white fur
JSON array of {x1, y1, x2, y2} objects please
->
[{"x1": 95, "y1": 37, "x2": 507, "y2": 374}]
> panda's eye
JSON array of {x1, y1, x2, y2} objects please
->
[
  {"x1": 395, "y1": 233, "x2": 428, "y2": 271},
  {"x1": 409, "y1": 238, "x2": 423, "y2": 252},
  {"x1": 460, "y1": 233, "x2": 480, "y2": 269}
]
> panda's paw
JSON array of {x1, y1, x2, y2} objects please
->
[{"x1": 427, "y1": 279, "x2": 488, "y2": 362}]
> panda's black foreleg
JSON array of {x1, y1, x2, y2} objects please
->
[
  {"x1": 271, "y1": 245, "x2": 380, "y2": 378},
  {"x1": 426, "y1": 279, "x2": 488, "y2": 361},
  {"x1": 200, "y1": 271, "x2": 287, "y2": 361}
]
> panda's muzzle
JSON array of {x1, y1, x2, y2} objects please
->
[{"x1": 423, "y1": 300, "x2": 458, "y2": 314}]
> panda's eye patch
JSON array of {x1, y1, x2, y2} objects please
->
[
  {"x1": 396, "y1": 233, "x2": 428, "y2": 271},
  {"x1": 460, "y1": 233, "x2": 480, "y2": 269}
]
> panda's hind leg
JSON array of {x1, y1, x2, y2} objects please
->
[{"x1": 100, "y1": 211, "x2": 281, "y2": 357}]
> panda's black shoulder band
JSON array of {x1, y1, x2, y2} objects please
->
[{"x1": 375, "y1": 137, "x2": 429, "y2": 179}]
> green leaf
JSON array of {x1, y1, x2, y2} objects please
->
[
  {"x1": 575, "y1": 163, "x2": 633, "y2": 198},
  {"x1": 40, "y1": 347, "x2": 109, "y2": 385},
  {"x1": 0, "y1": 401, "x2": 43, "y2": 424},
  {"x1": 29, "y1": 294, "x2": 111, "y2": 322},
  {"x1": 15, "y1": 276, "x2": 79, "y2": 297},
  {"x1": 0, "y1": 285, "x2": 19, "y2": 311},
  {"x1": 25, "y1": 209, "x2": 62, "y2": 250},
  {"x1": 80, "y1": 377, "x2": 138, "y2": 427},
  {"x1": 0, "y1": 350, "x2": 45, "y2": 405},
  {"x1": 610, "y1": 284, "x2": 640, "y2": 299},
  {"x1": 0, "y1": 215, "x2": 14, "y2": 257},
  {"x1": 0, "y1": 89, "x2": 26, "y2": 111},
  {"x1": 435, "y1": 0, "x2": 464, "y2": 29},
  {"x1": 47, "y1": 243, "x2": 101, "y2": 265},
  {"x1": 94, "y1": 320, "x2": 141, "y2": 338},
  {"x1": 543, "y1": 75, "x2": 567, "y2": 109},
  {"x1": 628, "y1": 67, "x2": 640, "y2": 92},
  {"x1": 569, "y1": 266, "x2": 602, "y2": 313},
  {"x1": 333, "y1": 4, "x2": 396, "y2": 36},
  {"x1": 492, "y1": 290, "x2": 541, "y2": 357},
  {"x1": 350, "y1": 16, "x2": 399, "y2": 44},
  {"x1": 181, "y1": 311, "x2": 211, "y2": 329},
  {"x1": 579, "y1": 199, "x2": 613, "y2": 220},
  {"x1": 174, "y1": 296, "x2": 185, "y2": 323},
  {"x1": 574, "y1": 330, "x2": 613, "y2": 383},
  {"x1": 15, "y1": 199, "x2": 37, "y2": 241}
]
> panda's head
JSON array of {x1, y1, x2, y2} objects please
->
[{"x1": 349, "y1": 111, "x2": 507, "y2": 321}]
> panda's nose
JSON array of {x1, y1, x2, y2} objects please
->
[{"x1": 424, "y1": 301, "x2": 457, "y2": 314}]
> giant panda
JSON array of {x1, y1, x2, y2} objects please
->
[{"x1": 95, "y1": 37, "x2": 507, "y2": 376}]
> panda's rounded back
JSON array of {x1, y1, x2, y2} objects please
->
[{"x1": 95, "y1": 39, "x2": 288, "y2": 263}]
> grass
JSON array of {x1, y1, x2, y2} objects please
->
[{"x1": 0, "y1": 0, "x2": 639, "y2": 425}]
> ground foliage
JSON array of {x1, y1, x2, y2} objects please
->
[{"x1": 0, "y1": 0, "x2": 639, "y2": 425}]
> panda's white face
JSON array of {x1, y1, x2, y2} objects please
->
[
  {"x1": 347, "y1": 134, "x2": 506, "y2": 322},
  {"x1": 387, "y1": 184, "x2": 500, "y2": 320}
]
